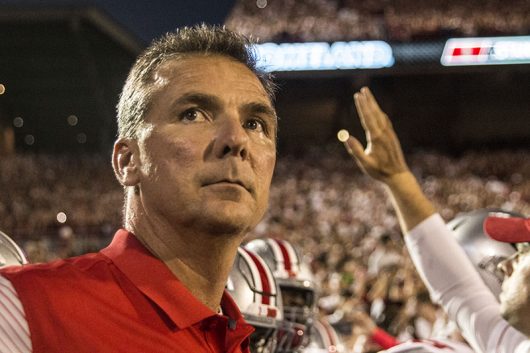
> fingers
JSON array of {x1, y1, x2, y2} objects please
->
[
  {"x1": 353, "y1": 91, "x2": 372, "y2": 136},
  {"x1": 337, "y1": 131, "x2": 370, "y2": 168},
  {"x1": 363, "y1": 87, "x2": 388, "y2": 129},
  {"x1": 354, "y1": 87, "x2": 390, "y2": 138},
  {"x1": 344, "y1": 136, "x2": 366, "y2": 162}
]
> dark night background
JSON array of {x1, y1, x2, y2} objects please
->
[
  {"x1": 0, "y1": 0, "x2": 237, "y2": 42},
  {"x1": 0, "y1": 0, "x2": 529, "y2": 155}
]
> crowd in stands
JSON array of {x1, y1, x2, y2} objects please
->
[
  {"x1": 0, "y1": 154, "x2": 121, "y2": 261},
  {"x1": 225, "y1": 0, "x2": 530, "y2": 42},
  {"x1": 1, "y1": 148, "x2": 529, "y2": 350}
]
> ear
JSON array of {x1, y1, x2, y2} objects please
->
[{"x1": 112, "y1": 138, "x2": 141, "y2": 187}]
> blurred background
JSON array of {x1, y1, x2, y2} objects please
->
[{"x1": 1, "y1": 0, "x2": 529, "y2": 351}]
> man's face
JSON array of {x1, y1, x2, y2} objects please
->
[
  {"x1": 131, "y1": 55, "x2": 277, "y2": 236},
  {"x1": 498, "y1": 243, "x2": 530, "y2": 336}
]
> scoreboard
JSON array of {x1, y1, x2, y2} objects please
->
[{"x1": 254, "y1": 35, "x2": 530, "y2": 74}]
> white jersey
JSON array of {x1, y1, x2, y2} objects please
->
[
  {"x1": 382, "y1": 338, "x2": 475, "y2": 353},
  {"x1": 405, "y1": 214, "x2": 530, "y2": 353},
  {"x1": 0, "y1": 275, "x2": 31, "y2": 353}
]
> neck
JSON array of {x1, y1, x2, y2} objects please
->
[{"x1": 128, "y1": 209, "x2": 244, "y2": 312}]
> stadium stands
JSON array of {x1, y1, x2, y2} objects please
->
[{"x1": 226, "y1": 0, "x2": 530, "y2": 42}]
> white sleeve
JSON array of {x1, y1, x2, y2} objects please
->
[
  {"x1": 0, "y1": 275, "x2": 32, "y2": 353},
  {"x1": 405, "y1": 214, "x2": 530, "y2": 353}
]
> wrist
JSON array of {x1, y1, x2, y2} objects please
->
[
  {"x1": 382, "y1": 171, "x2": 418, "y2": 192},
  {"x1": 381, "y1": 171, "x2": 437, "y2": 232}
]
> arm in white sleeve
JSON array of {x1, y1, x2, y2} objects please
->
[
  {"x1": 405, "y1": 214, "x2": 530, "y2": 353},
  {"x1": 0, "y1": 275, "x2": 31, "y2": 353}
]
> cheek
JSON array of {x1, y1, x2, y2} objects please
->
[
  {"x1": 144, "y1": 134, "x2": 201, "y2": 175},
  {"x1": 251, "y1": 153, "x2": 275, "y2": 222},
  {"x1": 256, "y1": 150, "x2": 276, "y2": 189},
  {"x1": 504, "y1": 268, "x2": 530, "y2": 304}
]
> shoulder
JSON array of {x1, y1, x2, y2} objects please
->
[
  {"x1": 0, "y1": 251, "x2": 128, "y2": 319},
  {"x1": 0, "y1": 251, "x2": 111, "y2": 289}
]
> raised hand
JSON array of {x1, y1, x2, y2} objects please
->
[
  {"x1": 339, "y1": 87, "x2": 409, "y2": 183},
  {"x1": 339, "y1": 87, "x2": 436, "y2": 231}
]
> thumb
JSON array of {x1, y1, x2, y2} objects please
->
[{"x1": 344, "y1": 136, "x2": 368, "y2": 164}]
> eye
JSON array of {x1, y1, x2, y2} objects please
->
[
  {"x1": 180, "y1": 108, "x2": 208, "y2": 123},
  {"x1": 244, "y1": 118, "x2": 265, "y2": 133}
]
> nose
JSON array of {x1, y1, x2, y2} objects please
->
[
  {"x1": 498, "y1": 256, "x2": 515, "y2": 277},
  {"x1": 214, "y1": 118, "x2": 249, "y2": 160}
]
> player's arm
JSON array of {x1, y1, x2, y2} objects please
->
[
  {"x1": 339, "y1": 87, "x2": 530, "y2": 353},
  {"x1": 339, "y1": 87, "x2": 435, "y2": 233}
]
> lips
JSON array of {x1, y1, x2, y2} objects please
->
[{"x1": 203, "y1": 178, "x2": 252, "y2": 193}]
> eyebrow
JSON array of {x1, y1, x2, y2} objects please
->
[
  {"x1": 171, "y1": 92, "x2": 222, "y2": 112},
  {"x1": 171, "y1": 92, "x2": 277, "y2": 121},
  {"x1": 244, "y1": 102, "x2": 278, "y2": 121}
]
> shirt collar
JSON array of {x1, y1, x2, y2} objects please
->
[{"x1": 100, "y1": 229, "x2": 245, "y2": 329}]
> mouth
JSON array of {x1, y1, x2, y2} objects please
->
[{"x1": 203, "y1": 179, "x2": 252, "y2": 193}]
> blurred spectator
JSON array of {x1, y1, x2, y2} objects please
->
[
  {"x1": 0, "y1": 147, "x2": 529, "y2": 350},
  {"x1": 225, "y1": 0, "x2": 530, "y2": 42}
]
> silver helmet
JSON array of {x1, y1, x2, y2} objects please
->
[
  {"x1": 447, "y1": 208, "x2": 519, "y2": 299},
  {"x1": 227, "y1": 247, "x2": 284, "y2": 353},
  {"x1": 245, "y1": 238, "x2": 317, "y2": 352},
  {"x1": 303, "y1": 318, "x2": 344, "y2": 353},
  {"x1": 0, "y1": 230, "x2": 28, "y2": 268}
]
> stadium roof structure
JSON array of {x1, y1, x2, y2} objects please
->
[{"x1": 0, "y1": 6, "x2": 144, "y2": 153}]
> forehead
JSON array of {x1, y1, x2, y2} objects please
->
[{"x1": 152, "y1": 54, "x2": 271, "y2": 105}]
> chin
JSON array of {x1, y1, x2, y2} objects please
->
[
  {"x1": 198, "y1": 212, "x2": 254, "y2": 236},
  {"x1": 201, "y1": 201, "x2": 263, "y2": 234},
  {"x1": 501, "y1": 304, "x2": 530, "y2": 335},
  {"x1": 510, "y1": 317, "x2": 530, "y2": 337}
]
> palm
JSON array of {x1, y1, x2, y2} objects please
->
[{"x1": 344, "y1": 87, "x2": 409, "y2": 182}]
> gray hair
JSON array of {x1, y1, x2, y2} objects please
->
[{"x1": 116, "y1": 24, "x2": 276, "y2": 138}]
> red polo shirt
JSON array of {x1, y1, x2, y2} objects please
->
[{"x1": 2, "y1": 230, "x2": 254, "y2": 353}]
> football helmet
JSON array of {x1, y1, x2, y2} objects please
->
[
  {"x1": 447, "y1": 208, "x2": 520, "y2": 299},
  {"x1": 245, "y1": 238, "x2": 317, "y2": 351},
  {"x1": 227, "y1": 247, "x2": 283, "y2": 353},
  {"x1": 0, "y1": 230, "x2": 28, "y2": 268},
  {"x1": 303, "y1": 318, "x2": 345, "y2": 353}
]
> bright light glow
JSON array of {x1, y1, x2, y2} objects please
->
[
  {"x1": 57, "y1": 212, "x2": 68, "y2": 223},
  {"x1": 67, "y1": 115, "x2": 79, "y2": 126},
  {"x1": 24, "y1": 135, "x2": 34, "y2": 145},
  {"x1": 337, "y1": 129, "x2": 350, "y2": 142},
  {"x1": 56, "y1": 212, "x2": 67, "y2": 223},
  {"x1": 13, "y1": 117, "x2": 23, "y2": 128},
  {"x1": 441, "y1": 36, "x2": 530, "y2": 66},
  {"x1": 77, "y1": 133, "x2": 87, "y2": 144},
  {"x1": 255, "y1": 41, "x2": 394, "y2": 72},
  {"x1": 0, "y1": 84, "x2": 5, "y2": 95}
]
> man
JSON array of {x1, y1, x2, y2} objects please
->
[
  {"x1": 0, "y1": 25, "x2": 278, "y2": 353},
  {"x1": 484, "y1": 214, "x2": 530, "y2": 336},
  {"x1": 338, "y1": 87, "x2": 530, "y2": 352}
]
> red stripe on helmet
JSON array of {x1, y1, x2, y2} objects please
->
[
  {"x1": 275, "y1": 239, "x2": 293, "y2": 275},
  {"x1": 242, "y1": 248, "x2": 272, "y2": 305},
  {"x1": 321, "y1": 320, "x2": 336, "y2": 346}
]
